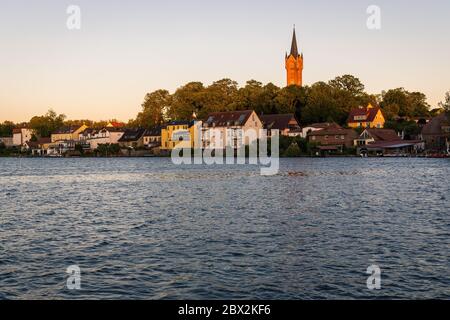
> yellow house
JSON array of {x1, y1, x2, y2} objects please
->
[
  {"x1": 51, "y1": 124, "x2": 89, "y2": 142},
  {"x1": 347, "y1": 104, "x2": 385, "y2": 129},
  {"x1": 161, "y1": 121, "x2": 201, "y2": 150}
]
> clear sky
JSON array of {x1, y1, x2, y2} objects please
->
[{"x1": 1, "y1": 0, "x2": 449, "y2": 122}]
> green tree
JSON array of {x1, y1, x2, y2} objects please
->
[
  {"x1": 381, "y1": 88, "x2": 430, "y2": 119},
  {"x1": 408, "y1": 92, "x2": 430, "y2": 117},
  {"x1": 169, "y1": 82, "x2": 205, "y2": 120},
  {"x1": 301, "y1": 82, "x2": 341, "y2": 124},
  {"x1": 0, "y1": 121, "x2": 15, "y2": 137},
  {"x1": 274, "y1": 85, "x2": 308, "y2": 119},
  {"x1": 136, "y1": 90, "x2": 172, "y2": 128},
  {"x1": 202, "y1": 79, "x2": 239, "y2": 115},
  {"x1": 329, "y1": 74, "x2": 365, "y2": 97},
  {"x1": 29, "y1": 109, "x2": 66, "y2": 138},
  {"x1": 284, "y1": 143, "x2": 301, "y2": 157}
]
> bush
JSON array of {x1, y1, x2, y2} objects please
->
[{"x1": 283, "y1": 143, "x2": 302, "y2": 157}]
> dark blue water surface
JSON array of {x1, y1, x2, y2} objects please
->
[{"x1": 0, "y1": 157, "x2": 449, "y2": 299}]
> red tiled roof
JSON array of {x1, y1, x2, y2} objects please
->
[
  {"x1": 365, "y1": 129, "x2": 401, "y2": 142},
  {"x1": 347, "y1": 105, "x2": 382, "y2": 123}
]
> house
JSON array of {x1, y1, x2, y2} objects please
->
[
  {"x1": 300, "y1": 122, "x2": 342, "y2": 138},
  {"x1": 23, "y1": 137, "x2": 52, "y2": 155},
  {"x1": 202, "y1": 110, "x2": 263, "y2": 149},
  {"x1": 355, "y1": 128, "x2": 401, "y2": 146},
  {"x1": 117, "y1": 128, "x2": 147, "y2": 149},
  {"x1": 356, "y1": 128, "x2": 425, "y2": 156},
  {"x1": 0, "y1": 136, "x2": 14, "y2": 148},
  {"x1": 143, "y1": 127, "x2": 162, "y2": 149},
  {"x1": 51, "y1": 124, "x2": 89, "y2": 143},
  {"x1": 347, "y1": 103, "x2": 385, "y2": 129},
  {"x1": 47, "y1": 140, "x2": 76, "y2": 156},
  {"x1": 161, "y1": 121, "x2": 200, "y2": 150},
  {"x1": 81, "y1": 127, "x2": 125, "y2": 150},
  {"x1": 260, "y1": 114, "x2": 301, "y2": 137},
  {"x1": 307, "y1": 127, "x2": 358, "y2": 152},
  {"x1": 12, "y1": 128, "x2": 34, "y2": 146},
  {"x1": 421, "y1": 113, "x2": 450, "y2": 153}
]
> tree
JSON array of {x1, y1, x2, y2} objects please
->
[
  {"x1": 301, "y1": 82, "x2": 342, "y2": 124},
  {"x1": 29, "y1": 109, "x2": 66, "y2": 138},
  {"x1": 135, "y1": 90, "x2": 171, "y2": 128},
  {"x1": 381, "y1": 88, "x2": 430, "y2": 119},
  {"x1": 0, "y1": 121, "x2": 15, "y2": 137},
  {"x1": 329, "y1": 75, "x2": 365, "y2": 97},
  {"x1": 408, "y1": 92, "x2": 430, "y2": 117},
  {"x1": 202, "y1": 79, "x2": 239, "y2": 115},
  {"x1": 169, "y1": 82, "x2": 205, "y2": 120},
  {"x1": 274, "y1": 85, "x2": 308, "y2": 119},
  {"x1": 439, "y1": 91, "x2": 450, "y2": 113}
]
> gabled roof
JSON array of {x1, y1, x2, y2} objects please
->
[
  {"x1": 204, "y1": 110, "x2": 254, "y2": 127},
  {"x1": 144, "y1": 127, "x2": 162, "y2": 137},
  {"x1": 53, "y1": 125, "x2": 85, "y2": 134},
  {"x1": 364, "y1": 129, "x2": 401, "y2": 142},
  {"x1": 118, "y1": 128, "x2": 146, "y2": 142},
  {"x1": 347, "y1": 105, "x2": 382, "y2": 123},
  {"x1": 260, "y1": 114, "x2": 299, "y2": 130}
]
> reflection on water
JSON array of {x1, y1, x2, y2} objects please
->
[{"x1": 0, "y1": 157, "x2": 449, "y2": 299}]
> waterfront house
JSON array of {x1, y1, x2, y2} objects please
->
[
  {"x1": 117, "y1": 128, "x2": 146, "y2": 149},
  {"x1": 12, "y1": 128, "x2": 34, "y2": 146},
  {"x1": 81, "y1": 127, "x2": 125, "y2": 150},
  {"x1": 300, "y1": 122, "x2": 342, "y2": 139},
  {"x1": 161, "y1": 121, "x2": 200, "y2": 150},
  {"x1": 355, "y1": 128, "x2": 401, "y2": 146},
  {"x1": 307, "y1": 127, "x2": 358, "y2": 153},
  {"x1": 202, "y1": 110, "x2": 263, "y2": 149},
  {"x1": 347, "y1": 103, "x2": 385, "y2": 129},
  {"x1": 421, "y1": 113, "x2": 450, "y2": 153},
  {"x1": 23, "y1": 137, "x2": 52, "y2": 155},
  {"x1": 51, "y1": 124, "x2": 89, "y2": 143},
  {"x1": 356, "y1": 128, "x2": 425, "y2": 156},
  {"x1": 260, "y1": 114, "x2": 301, "y2": 137},
  {"x1": 143, "y1": 127, "x2": 162, "y2": 149}
]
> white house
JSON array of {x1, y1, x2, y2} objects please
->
[
  {"x1": 81, "y1": 127, "x2": 125, "y2": 150},
  {"x1": 202, "y1": 110, "x2": 263, "y2": 149},
  {"x1": 12, "y1": 128, "x2": 34, "y2": 146}
]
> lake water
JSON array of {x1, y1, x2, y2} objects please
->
[{"x1": 0, "y1": 157, "x2": 449, "y2": 299}]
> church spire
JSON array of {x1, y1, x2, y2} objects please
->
[
  {"x1": 290, "y1": 26, "x2": 299, "y2": 57},
  {"x1": 285, "y1": 26, "x2": 303, "y2": 86}
]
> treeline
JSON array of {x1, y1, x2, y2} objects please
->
[
  {"x1": 131, "y1": 75, "x2": 445, "y2": 128},
  {"x1": 0, "y1": 109, "x2": 123, "y2": 138},
  {"x1": 1, "y1": 76, "x2": 448, "y2": 138}
]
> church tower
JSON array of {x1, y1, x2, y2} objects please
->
[{"x1": 285, "y1": 27, "x2": 303, "y2": 86}]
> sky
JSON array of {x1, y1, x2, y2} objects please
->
[{"x1": 0, "y1": 0, "x2": 449, "y2": 122}]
